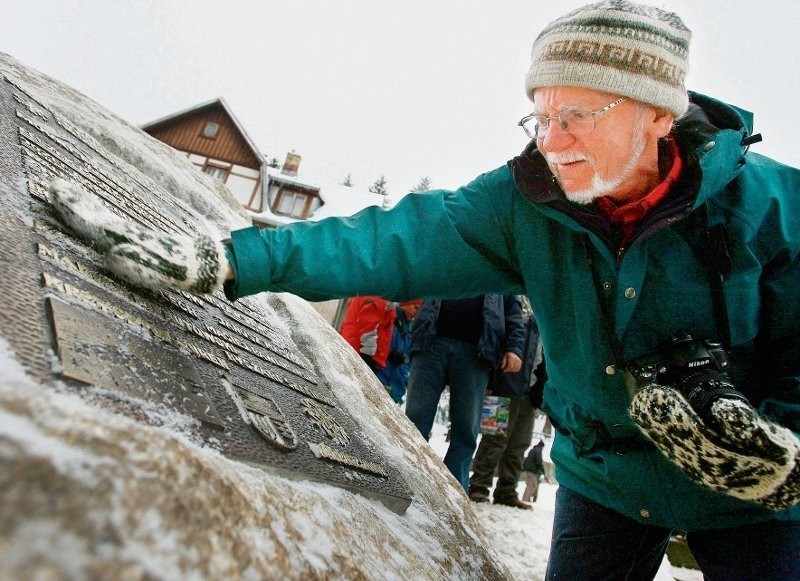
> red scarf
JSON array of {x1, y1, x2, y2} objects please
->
[{"x1": 596, "y1": 138, "x2": 682, "y2": 245}]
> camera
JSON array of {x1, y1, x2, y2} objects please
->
[{"x1": 626, "y1": 333, "x2": 748, "y2": 420}]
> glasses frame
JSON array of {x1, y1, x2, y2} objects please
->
[{"x1": 518, "y1": 97, "x2": 628, "y2": 141}]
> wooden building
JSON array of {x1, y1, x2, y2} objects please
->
[{"x1": 142, "y1": 98, "x2": 322, "y2": 223}]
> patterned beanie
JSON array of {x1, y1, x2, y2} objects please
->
[{"x1": 525, "y1": 0, "x2": 691, "y2": 118}]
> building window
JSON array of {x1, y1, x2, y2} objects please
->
[
  {"x1": 203, "y1": 164, "x2": 229, "y2": 182},
  {"x1": 274, "y1": 190, "x2": 310, "y2": 218},
  {"x1": 201, "y1": 121, "x2": 219, "y2": 139}
]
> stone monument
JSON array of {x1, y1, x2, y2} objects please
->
[{"x1": 0, "y1": 52, "x2": 509, "y2": 579}]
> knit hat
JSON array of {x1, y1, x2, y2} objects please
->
[{"x1": 525, "y1": 0, "x2": 691, "y2": 118}]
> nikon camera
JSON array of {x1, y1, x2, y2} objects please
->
[{"x1": 626, "y1": 334, "x2": 749, "y2": 421}]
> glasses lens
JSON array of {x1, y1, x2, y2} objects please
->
[
  {"x1": 560, "y1": 107, "x2": 595, "y2": 136},
  {"x1": 521, "y1": 115, "x2": 548, "y2": 139},
  {"x1": 519, "y1": 116, "x2": 535, "y2": 139}
]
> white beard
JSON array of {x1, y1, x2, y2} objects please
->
[
  {"x1": 562, "y1": 173, "x2": 627, "y2": 205},
  {"x1": 550, "y1": 113, "x2": 648, "y2": 205}
]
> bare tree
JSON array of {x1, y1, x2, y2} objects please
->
[
  {"x1": 369, "y1": 175, "x2": 389, "y2": 197},
  {"x1": 340, "y1": 173, "x2": 354, "y2": 187},
  {"x1": 410, "y1": 176, "x2": 432, "y2": 192}
]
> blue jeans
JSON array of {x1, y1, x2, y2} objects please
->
[
  {"x1": 547, "y1": 486, "x2": 800, "y2": 580},
  {"x1": 405, "y1": 337, "x2": 490, "y2": 492}
]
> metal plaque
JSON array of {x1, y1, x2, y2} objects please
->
[
  {"x1": 47, "y1": 296, "x2": 224, "y2": 427},
  {"x1": 0, "y1": 65, "x2": 411, "y2": 513}
]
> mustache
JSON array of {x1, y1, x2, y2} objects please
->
[{"x1": 545, "y1": 151, "x2": 590, "y2": 164}]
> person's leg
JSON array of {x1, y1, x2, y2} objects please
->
[
  {"x1": 494, "y1": 397, "x2": 536, "y2": 501},
  {"x1": 687, "y1": 519, "x2": 800, "y2": 580},
  {"x1": 388, "y1": 379, "x2": 406, "y2": 404},
  {"x1": 468, "y1": 433, "x2": 508, "y2": 499},
  {"x1": 404, "y1": 339, "x2": 448, "y2": 441},
  {"x1": 442, "y1": 340, "x2": 491, "y2": 493},
  {"x1": 521, "y1": 471, "x2": 538, "y2": 502},
  {"x1": 546, "y1": 486, "x2": 671, "y2": 580}
]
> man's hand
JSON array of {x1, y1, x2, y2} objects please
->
[
  {"x1": 48, "y1": 180, "x2": 227, "y2": 294},
  {"x1": 501, "y1": 351, "x2": 523, "y2": 374},
  {"x1": 630, "y1": 383, "x2": 800, "y2": 511}
]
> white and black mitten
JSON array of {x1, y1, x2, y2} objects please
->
[
  {"x1": 49, "y1": 180, "x2": 227, "y2": 294},
  {"x1": 630, "y1": 383, "x2": 800, "y2": 511}
]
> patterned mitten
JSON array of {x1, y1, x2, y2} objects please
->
[
  {"x1": 48, "y1": 180, "x2": 226, "y2": 294},
  {"x1": 630, "y1": 384, "x2": 800, "y2": 511}
]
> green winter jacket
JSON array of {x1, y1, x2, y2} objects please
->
[{"x1": 225, "y1": 92, "x2": 800, "y2": 530}]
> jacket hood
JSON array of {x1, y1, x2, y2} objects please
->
[{"x1": 675, "y1": 91, "x2": 757, "y2": 208}]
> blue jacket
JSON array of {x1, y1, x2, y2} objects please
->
[
  {"x1": 374, "y1": 307, "x2": 413, "y2": 403},
  {"x1": 224, "y1": 92, "x2": 800, "y2": 530},
  {"x1": 410, "y1": 295, "x2": 526, "y2": 367}
]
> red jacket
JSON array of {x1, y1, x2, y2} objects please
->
[{"x1": 339, "y1": 296, "x2": 396, "y2": 368}]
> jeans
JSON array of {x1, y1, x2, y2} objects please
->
[
  {"x1": 469, "y1": 396, "x2": 536, "y2": 501},
  {"x1": 546, "y1": 486, "x2": 800, "y2": 580},
  {"x1": 405, "y1": 337, "x2": 490, "y2": 492}
]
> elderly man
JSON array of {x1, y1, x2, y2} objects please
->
[{"x1": 49, "y1": 1, "x2": 799, "y2": 578}]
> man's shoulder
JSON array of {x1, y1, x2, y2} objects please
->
[
  {"x1": 728, "y1": 153, "x2": 800, "y2": 209},
  {"x1": 741, "y1": 151, "x2": 800, "y2": 179},
  {"x1": 709, "y1": 154, "x2": 800, "y2": 242},
  {"x1": 458, "y1": 164, "x2": 517, "y2": 196}
]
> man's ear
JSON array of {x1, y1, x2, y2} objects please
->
[{"x1": 650, "y1": 107, "x2": 675, "y2": 139}]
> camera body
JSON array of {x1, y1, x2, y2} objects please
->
[
  {"x1": 627, "y1": 334, "x2": 747, "y2": 419},
  {"x1": 626, "y1": 334, "x2": 730, "y2": 387}
]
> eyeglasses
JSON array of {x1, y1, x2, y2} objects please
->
[{"x1": 518, "y1": 97, "x2": 628, "y2": 141}]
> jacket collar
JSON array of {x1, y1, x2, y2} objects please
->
[{"x1": 509, "y1": 91, "x2": 754, "y2": 240}]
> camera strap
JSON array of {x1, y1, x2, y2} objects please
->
[
  {"x1": 698, "y1": 204, "x2": 732, "y2": 350},
  {"x1": 584, "y1": 203, "x2": 732, "y2": 369},
  {"x1": 584, "y1": 236, "x2": 626, "y2": 369}
]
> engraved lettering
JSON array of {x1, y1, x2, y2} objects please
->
[
  {"x1": 308, "y1": 442, "x2": 388, "y2": 478},
  {"x1": 176, "y1": 339, "x2": 229, "y2": 370},
  {"x1": 225, "y1": 351, "x2": 335, "y2": 406}
]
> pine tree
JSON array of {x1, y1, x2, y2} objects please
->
[
  {"x1": 411, "y1": 176, "x2": 432, "y2": 192},
  {"x1": 369, "y1": 175, "x2": 389, "y2": 196},
  {"x1": 340, "y1": 173, "x2": 354, "y2": 187}
]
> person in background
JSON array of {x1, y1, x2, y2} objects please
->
[
  {"x1": 50, "y1": 1, "x2": 800, "y2": 577},
  {"x1": 469, "y1": 311, "x2": 544, "y2": 509},
  {"x1": 338, "y1": 296, "x2": 396, "y2": 372},
  {"x1": 521, "y1": 440, "x2": 547, "y2": 504},
  {"x1": 404, "y1": 295, "x2": 526, "y2": 492},
  {"x1": 375, "y1": 300, "x2": 421, "y2": 404}
]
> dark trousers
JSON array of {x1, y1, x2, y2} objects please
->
[
  {"x1": 469, "y1": 396, "x2": 536, "y2": 501},
  {"x1": 405, "y1": 337, "x2": 490, "y2": 492},
  {"x1": 546, "y1": 486, "x2": 800, "y2": 580}
]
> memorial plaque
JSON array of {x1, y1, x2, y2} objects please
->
[{"x1": 0, "y1": 69, "x2": 411, "y2": 513}]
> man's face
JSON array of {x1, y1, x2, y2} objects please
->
[{"x1": 532, "y1": 86, "x2": 670, "y2": 204}]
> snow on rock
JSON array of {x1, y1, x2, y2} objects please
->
[{"x1": 0, "y1": 51, "x2": 510, "y2": 579}]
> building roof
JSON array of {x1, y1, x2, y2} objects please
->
[
  {"x1": 144, "y1": 98, "x2": 397, "y2": 227},
  {"x1": 264, "y1": 165, "x2": 320, "y2": 191},
  {"x1": 248, "y1": 175, "x2": 392, "y2": 227},
  {"x1": 142, "y1": 97, "x2": 264, "y2": 165}
]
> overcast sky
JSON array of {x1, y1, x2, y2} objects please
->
[{"x1": 4, "y1": 0, "x2": 799, "y2": 195}]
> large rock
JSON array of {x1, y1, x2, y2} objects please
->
[{"x1": 0, "y1": 52, "x2": 510, "y2": 580}]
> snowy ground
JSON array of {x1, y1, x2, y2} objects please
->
[{"x1": 426, "y1": 421, "x2": 704, "y2": 581}]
